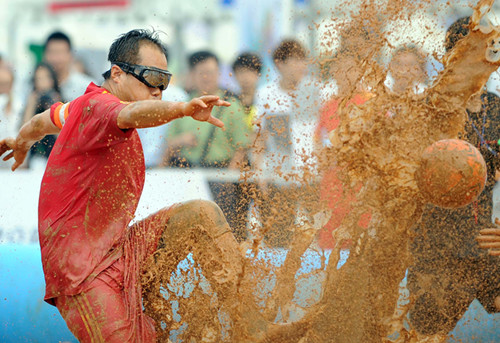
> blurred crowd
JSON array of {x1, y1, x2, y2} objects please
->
[
  {"x1": 0, "y1": 22, "x2": 499, "y2": 245},
  {"x1": 0, "y1": 27, "x2": 441, "y2": 241}
]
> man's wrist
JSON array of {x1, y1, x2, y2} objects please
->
[
  {"x1": 181, "y1": 101, "x2": 192, "y2": 119},
  {"x1": 15, "y1": 135, "x2": 34, "y2": 151}
]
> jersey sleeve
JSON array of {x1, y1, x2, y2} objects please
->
[{"x1": 50, "y1": 101, "x2": 71, "y2": 129}]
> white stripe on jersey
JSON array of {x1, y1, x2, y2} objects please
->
[{"x1": 59, "y1": 102, "x2": 69, "y2": 126}]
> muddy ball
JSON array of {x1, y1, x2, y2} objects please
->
[{"x1": 415, "y1": 139, "x2": 487, "y2": 208}]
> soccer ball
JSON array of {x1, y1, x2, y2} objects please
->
[{"x1": 415, "y1": 139, "x2": 487, "y2": 208}]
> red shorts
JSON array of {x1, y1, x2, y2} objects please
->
[
  {"x1": 55, "y1": 257, "x2": 156, "y2": 342},
  {"x1": 54, "y1": 207, "x2": 173, "y2": 343}
]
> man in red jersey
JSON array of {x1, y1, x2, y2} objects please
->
[{"x1": 0, "y1": 29, "x2": 244, "y2": 342}]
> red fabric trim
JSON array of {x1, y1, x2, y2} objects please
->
[{"x1": 48, "y1": 0, "x2": 129, "y2": 12}]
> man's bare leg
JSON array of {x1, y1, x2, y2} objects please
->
[{"x1": 140, "y1": 200, "x2": 244, "y2": 341}]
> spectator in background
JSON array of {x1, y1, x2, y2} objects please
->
[
  {"x1": 254, "y1": 39, "x2": 320, "y2": 247},
  {"x1": 385, "y1": 45, "x2": 428, "y2": 95},
  {"x1": 138, "y1": 46, "x2": 188, "y2": 168},
  {"x1": 232, "y1": 52, "x2": 262, "y2": 131},
  {"x1": 230, "y1": 52, "x2": 263, "y2": 238},
  {"x1": 163, "y1": 50, "x2": 252, "y2": 241},
  {"x1": 72, "y1": 56, "x2": 92, "y2": 79},
  {"x1": 0, "y1": 62, "x2": 22, "y2": 169},
  {"x1": 22, "y1": 62, "x2": 62, "y2": 168},
  {"x1": 43, "y1": 31, "x2": 94, "y2": 102}
]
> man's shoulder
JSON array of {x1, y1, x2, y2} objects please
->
[{"x1": 67, "y1": 85, "x2": 125, "y2": 116}]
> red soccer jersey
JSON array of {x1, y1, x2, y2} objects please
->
[{"x1": 39, "y1": 83, "x2": 145, "y2": 304}]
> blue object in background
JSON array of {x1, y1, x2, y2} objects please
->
[
  {"x1": 0, "y1": 244, "x2": 77, "y2": 343},
  {"x1": 449, "y1": 300, "x2": 500, "y2": 342}
]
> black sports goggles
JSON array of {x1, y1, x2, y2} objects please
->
[{"x1": 114, "y1": 62, "x2": 172, "y2": 91}]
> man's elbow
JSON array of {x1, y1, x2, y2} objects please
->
[
  {"x1": 117, "y1": 106, "x2": 136, "y2": 129},
  {"x1": 31, "y1": 113, "x2": 44, "y2": 131}
]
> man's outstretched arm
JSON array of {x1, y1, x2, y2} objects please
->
[
  {"x1": 0, "y1": 109, "x2": 61, "y2": 171},
  {"x1": 117, "y1": 95, "x2": 229, "y2": 129}
]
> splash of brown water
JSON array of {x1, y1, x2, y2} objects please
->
[{"x1": 142, "y1": 1, "x2": 500, "y2": 342}]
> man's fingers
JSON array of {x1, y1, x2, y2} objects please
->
[
  {"x1": 215, "y1": 100, "x2": 231, "y2": 107},
  {"x1": 195, "y1": 98, "x2": 208, "y2": 108},
  {"x1": 11, "y1": 160, "x2": 21, "y2": 171},
  {"x1": 0, "y1": 144, "x2": 9, "y2": 156},
  {"x1": 199, "y1": 95, "x2": 220, "y2": 102},
  {"x1": 479, "y1": 228, "x2": 500, "y2": 235},
  {"x1": 0, "y1": 137, "x2": 15, "y2": 156},
  {"x1": 489, "y1": 250, "x2": 500, "y2": 256},
  {"x1": 477, "y1": 234, "x2": 500, "y2": 242},
  {"x1": 207, "y1": 116, "x2": 225, "y2": 129},
  {"x1": 478, "y1": 241, "x2": 500, "y2": 248},
  {"x1": 2, "y1": 151, "x2": 13, "y2": 161},
  {"x1": 190, "y1": 98, "x2": 207, "y2": 110},
  {"x1": 198, "y1": 96, "x2": 230, "y2": 107},
  {"x1": 495, "y1": 217, "x2": 500, "y2": 226}
]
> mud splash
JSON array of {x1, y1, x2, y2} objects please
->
[{"x1": 141, "y1": 1, "x2": 500, "y2": 342}]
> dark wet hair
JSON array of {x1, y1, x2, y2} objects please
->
[
  {"x1": 188, "y1": 51, "x2": 219, "y2": 70},
  {"x1": 44, "y1": 31, "x2": 72, "y2": 52},
  {"x1": 232, "y1": 52, "x2": 263, "y2": 74},
  {"x1": 32, "y1": 62, "x2": 60, "y2": 94},
  {"x1": 102, "y1": 29, "x2": 167, "y2": 79},
  {"x1": 272, "y1": 39, "x2": 307, "y2": 64},
  {"x1": 445, "y1": 17, "x2": 471, "y2": 52}
]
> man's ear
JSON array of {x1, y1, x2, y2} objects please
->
[{"x1": 110, "y1": 64, "x2": 124, "y2": 82}]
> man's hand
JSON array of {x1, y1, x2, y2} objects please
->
[
  {"x1": 183, "y1": 95, "x2": 230, "y2": 128},
  {"x1": 477, "y1": 218, "x2": 500, "y2": 256},
  {"x1": 0, "y1": 137, "x2": 29, "y2": 171}
]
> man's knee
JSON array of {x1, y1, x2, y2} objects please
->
[
  {"x1": 185, "y1": 199, "x2": 223, "y2": 216},
  {"x1": 168, "y1": 200, "x2": 229, "y2": 235}
]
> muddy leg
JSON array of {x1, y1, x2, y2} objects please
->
[
  {"x1": 141, "y1": 200, "x2": 244, "y2": 341},
  {"x1": 162, "y1": 200, "x2": 244, "y2": 315}
]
